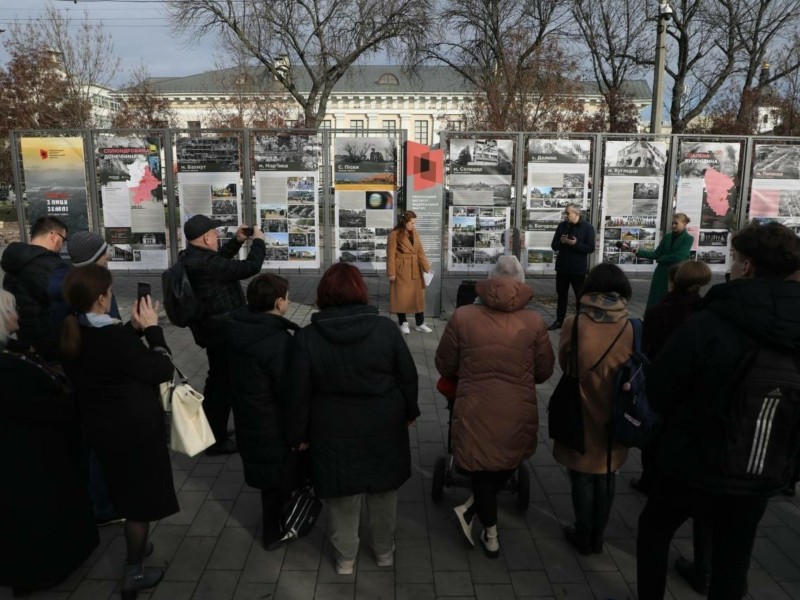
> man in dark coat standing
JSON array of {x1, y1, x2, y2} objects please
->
[
  {"x1": 182, "y1": 216, "x2": 266, "y2": 455},
  {"x1": 549, "y1": 204, "x2": 595, "y2": 330},
  {"x1": 637, "y1": 222, "x2": 800, "y2": 599},
  {"x1": 1, "y1": 216, "x2": 68, "y2": 360}
]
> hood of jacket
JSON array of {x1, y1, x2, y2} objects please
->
[
  {"x1": 703, "y1": 278, "x2": 800, "y2": 350},
  {"x1": 224, "y1": 305, "x2": 299, "y2": 351},
  {"x1": 475, "y1": 278, "x2": 533, "y2": 312},
  {"x1": 310, "y1": 304, "x2": 382, "y2": 344},
  {"x1": 0, "y1": 242, "x2": 60, "y2": 274}
]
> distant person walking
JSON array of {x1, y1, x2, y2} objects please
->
[
  {"x1": 549, "y1": 204, "x2": 595, "y2": 331},
  {"x1": 634, "y1": 213, "x2": 693, "y2": 309},
  {"x1": 387, "y1": 210, "x2": 433, "y2": 334}
]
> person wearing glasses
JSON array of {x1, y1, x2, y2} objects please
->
[{"x1": 1, "y1": 216, "x2": 69, "y2": 360}]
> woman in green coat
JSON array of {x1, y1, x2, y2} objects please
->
[{"x1": 635, "y1": 213, "x2": 694, "y2": 309}]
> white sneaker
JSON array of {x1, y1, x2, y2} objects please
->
[
  {"x1": 453, "y1": 504, "x2": 474, "y2": 547},
  {"x1": 480, "y1": 527, "x2": 500, "y2": 558},
  {"x1": 415, "y1": 323, "x2": 433, "y2": 333},
  {"x1": 400, "y1": 322, "x2": 410, "y2": 335},
  {"x1": 375, "y1": 545, "x2": 394, "y2": 567},
  {"x1": 335, "y1": 558, "x2": 355, "y2": 575}
]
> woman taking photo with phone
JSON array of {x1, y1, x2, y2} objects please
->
[
  {"x1": 60, "y1": 264, "x2": 177, "y2": 599},
  {"x1": 387, "y1": 210, "x2": 433, "y2": 334}
]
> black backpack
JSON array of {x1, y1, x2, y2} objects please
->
[
  {"x1": 161, "y1": 255, "x2": 202, "y2": 327},
  {"x1": 704, "y1": 344, "x2": 800, "y2": 495}
]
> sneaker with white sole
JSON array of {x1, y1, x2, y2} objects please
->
[
  {"x1": 400, "y1": 322, "x2": 410, "y2": 335},
  {"x1": 480, "y1": 527, "x2": 500, "y2": 558},
  {"x1": 453, "y1": 504, "x2": 475, "y2": 547},
  {"x1": 415, "y1": 323, "x2": 433, "y2": 333},
  {"x1": 335, "y1": 558, "x2": 355, "y2": 575}
]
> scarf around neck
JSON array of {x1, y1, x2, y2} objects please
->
[{"x1": 579, "y1": 292, "x2": 630, "y2": 323}]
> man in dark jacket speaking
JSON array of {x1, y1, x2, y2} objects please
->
[
  {"x1": 636, "y1": 222, "x2": 800, "y2": 599},
  {"x1": 548, "y1": 204, "x2": 595, "y2": 330},
  {"x1": 1, "y1": 216, "x2": 68, "y2": 360},
  {"x1": 183, "y1": 216, "x2": 266, "y2": 455}
]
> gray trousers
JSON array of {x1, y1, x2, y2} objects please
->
[{"x1": 327, "y1": 490, "x2": 397, "y2": 561}]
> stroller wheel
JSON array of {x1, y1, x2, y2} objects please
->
[
  {"x1": 515, "y1": 463, "x2": 531, "y2": 511},
  {"x1": 432, "y1": 456, "x2": 446, "y2": 504}
]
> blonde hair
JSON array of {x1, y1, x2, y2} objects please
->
[
  {"x1": 0, "y1": 290, "x2": 17, "y2": 347},
  {"x1": 674, "y1": 260, "x2": 712, "y2": 294},
  {"x1": 489, "y1": 255, "x2": 525, "y2": 283},
  {"x1": 674, "y1": 212, "x2": 691, "y2": 224}
]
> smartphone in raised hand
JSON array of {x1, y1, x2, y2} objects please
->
[{"x1": 137, "y1": 282, "x2": 151, "y2": 303}]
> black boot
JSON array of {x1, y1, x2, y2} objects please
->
[
  {"x1": 675, "y1": 557, "x2": 709, "y2": 595},
  {"x1": 121, "y1": 563, "x2": 164, "y2": 600},
  {"x1": 563, "y1": 525, "x2": 591, "y2": 556}
]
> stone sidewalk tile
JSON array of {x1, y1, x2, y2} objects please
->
[
  {"x1": 354, "y1": 571, "x2": 394, "y2": 600},
  {"x1": 192, "y1": 570, "x2": 239, "y2": 600},
  {"x1": 164, "y1": 536, "x2": 217, "y2": 581},
  {"x1": 433, "y1": 571, "x2": 474, "y2": 597},
  {"x1": 206, "y1": 527, "x2": 255, "y2": 571}
]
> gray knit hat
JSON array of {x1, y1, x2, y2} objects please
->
[{"x1": 68, "y1": 231, "x2": 108, "y2": 267}]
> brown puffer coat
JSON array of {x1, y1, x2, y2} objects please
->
[
  {"x1": 552, "y1": 293, "x2": 632, "y2": 475},
  {"x1": 435, "y1": 278, "x2": 555, "y2": 472},
  {"x1": 387, "y1": 229, "x2": 430, "y2": 314}
]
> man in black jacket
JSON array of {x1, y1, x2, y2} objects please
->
[
  {"x1": 182, "y1": 215, "x2": 266, "y2": 455},
  {"x1": 637, "y1": 222, "x2": 800, "y2": 599},
  {"x1": 548, "y1": 204, "x2": 595, "y2": 330},
  {"x1": 1, "y1": 216, "x2": 68, "y2": 360}
]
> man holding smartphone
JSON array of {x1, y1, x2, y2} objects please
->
[
  {"x1": 182, "y1": 216, "x2": 266, "y2": 455},
  {"x1": 548, "y1": 204, "x2": 595, "y2": 331}
]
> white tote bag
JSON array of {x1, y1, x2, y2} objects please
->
[{"x1": 160, "y1": 361, "x2": 216, "y2": 457}]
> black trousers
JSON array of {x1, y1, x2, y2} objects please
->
[
  {"x1": 397, "y1": 313, "x2": 424, "y2": 326},
  {"x1": 261, "y1": 489, "x2": 286, "y2": 544},
  {"x1": 469, "y1": 469, "x2": 514, "y2": 528},
  {"x1": 568, "y1": 470, "x2": 615, "y2": 541},
  {"x1": 555, "y1": 272, "x2": 586, "y2": 322},
  {"x1": 203, "y1": 344, "x2": 233, "y2": 442},
  {"x1": 637, "y1": 474, "x2": 768, "y2": 600}
]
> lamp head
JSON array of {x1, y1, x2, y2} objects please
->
[{"x1": 659, "y1": 0, "x2": 673, "y2": 19}]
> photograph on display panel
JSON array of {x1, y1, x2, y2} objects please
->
[
  {"x1": 447, "y1": 206, "x2": 510, "y2": 270},
  {"x1": 333, "y1": 137, "x2": 398, "y2": 185},
  {"x1": 749, "y1": 144, "x2": 800, "y2": 236}
]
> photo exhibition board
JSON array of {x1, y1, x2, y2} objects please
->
[
  {"x1": 96, "y1": 135, "x2": 168, "y2": 270},
  {"x1": 600, "y1": 140, "x2": 668, "y2": 270},
  {"x1": 524, "y1": 138, "x2": 591, "y2": 272},
  {"x1": 447, "y1": 138, "x2": 514, "y2": 271},
  {"x1": 176, "y1": 137, "x2": 242, "y2": 254},
  {"x1": 254, "y1": 134, "x2": 321, "y2": 269},
  {"x1": 749, "y1": 144, "x2": 800, "y2": 236},
  {"x1": 333, "y1": 136, "x2": 398, "y2": 268},
  {"x1": 20, "y1": 136, "x2": 90, "y2": 235},
  {"x1": 675, "y1": 141, "x2": 742, "y2": 271}
]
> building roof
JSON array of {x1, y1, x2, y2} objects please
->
[{"x1": 129, "y1": 65, "x2": 651, "y2": 100}]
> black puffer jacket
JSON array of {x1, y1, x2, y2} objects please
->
[
  {"x1": 288, "y1": 304, "x2": 420, "y2": 498},
  {"x1": 648, "y1": 279, "x2": 800, "y2": 495},
  {"x1": 182, "y1": 237, "x2": 265, "y2": 346},
  {"x1": 224, "y1": 306, "x2": 299, "y2": 490},
  {"x1": 550, "y1": 219, "x2": 595, "y2": 275},
  {"x1": 1, "y1": 242, "x2": 66, "y2": 359}
]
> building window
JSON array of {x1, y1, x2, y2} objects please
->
[
  {"x1": 382, "y1": 120, "x2": 396, "y2": 131},
  {"x1": 414, "y1": 120, "x2": 428, "y2": 145},
  {"x1": 187, "y1": 120, "x2": 202, "y2": 137},
  {"x1": 351, "y1": 120, "x2": 365, "y2": 136},
  {"x1": 319, "y1": 120, "x2": 332, "y2": 129},
  {"x1": 447, "y1": 120, "x2": 464, "y2": 131},
  {"x1": 377, "y1": 73, "x2": 399, "y2": 85}
]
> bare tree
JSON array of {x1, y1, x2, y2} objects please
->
[
  {"x1": 167, "y1": 0, "x2": 430, "y2": 128},
  {"x1": 571, "y1": 0, "x2": 650, "y2": 132},
  {"x1": 423, "y1": 0, "x2": 582, "y2": 131},
  {"x1": 112, "y1": 64, "x2": 177, "y2": 129},
  {"x1": 6, "y1": 3, "x2": 120, "y2": 127}
]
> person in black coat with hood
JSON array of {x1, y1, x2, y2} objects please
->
[
  {"x1": 288, "y1": 264, "x2": 420, "y2": 576},
  {"x1": 224, "y1": 273, "x2": 299, "y2": 550},
  {"x1": 549, "y1": 204, "x2": 595, "y2": 330}
]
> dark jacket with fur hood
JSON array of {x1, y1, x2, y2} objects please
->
[{"x1": 435, "y1": 278, "x2": 555, "y2": 471}]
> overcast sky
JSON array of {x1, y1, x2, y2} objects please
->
[{"x1": 0, "y1": 0, "x2": 219, "y2": 86}]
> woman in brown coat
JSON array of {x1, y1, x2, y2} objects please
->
[
  {"x1": 554, "y1": 263, "x2": 633, "y2": 556},
  {"x1": 436, "y1": 256, "x2": 555, "y2": 558},
  {"x1": 387, "y1": 211, "x2": 432, "y2": 334}
]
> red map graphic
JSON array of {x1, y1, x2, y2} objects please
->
[
  {"x1": 704, "y1": 168, "x2": 734, "y2": 216},
  {"x1": 131, "y1": 166, "x2": 161, "y2": 204}
]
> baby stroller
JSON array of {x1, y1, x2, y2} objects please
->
[{"x1": 430, "y1": 280, "x2": 531, "y2": 511}]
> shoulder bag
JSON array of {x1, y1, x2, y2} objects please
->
[{"x1": 160, "y1": 357, "x2": 216, "y2": 457}]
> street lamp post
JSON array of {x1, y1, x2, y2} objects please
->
[{"x1": 650, "y1": 0, "x2": 673, "y2": 134}]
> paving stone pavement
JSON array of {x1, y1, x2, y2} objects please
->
[{"x1": 4, "y1": 272, "x2": 800, "y2": 600}]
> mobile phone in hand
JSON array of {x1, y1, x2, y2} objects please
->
[
  {"x1": 242, "y1": 226, "x2": 254, "y2": 237},
  {"x1": 137, "y1": 282, "x2": 151, "y2": 302}
]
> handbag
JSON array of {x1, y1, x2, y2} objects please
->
[
  {"x1": 160, "y1": 358, "x2": 216, "y2": 457},
  {"x1": 280, "y1": 484, "x2": 323, "y2": 541},
  {"x1": 548, "y1": 316, "x2": 628, "y2": 455}
]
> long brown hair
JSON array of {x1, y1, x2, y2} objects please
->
[
  {"x1": 60, "y1": 264, "x2": 112, "y2": 360},
  {"x1": 392, "y1": 210, "x2": 417, "y2": 242}
]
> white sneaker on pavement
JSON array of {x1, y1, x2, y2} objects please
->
[
  {"x1": 415, "y1": 323, "x2": 433, "y2": 333},
  {"x1": 335, "y1": 558, "x2": 355, "y2": 575},
  {"x1": 400, "y1": 322, "x2": 410, "y2": 335}
]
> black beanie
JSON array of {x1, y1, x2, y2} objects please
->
[
  {"x1": 68, "y1": 231, "x2": 108, "y2": 267},
  {"x1": 184, "y1": 215, "x2": 214, "y2": 241}
]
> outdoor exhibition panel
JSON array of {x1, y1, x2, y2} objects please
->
[{"x1": 748, "y1": 141, "x2": 800, "y2": 234}]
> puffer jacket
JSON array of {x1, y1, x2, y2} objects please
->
[
  {"x1": 223, "y1": 306, "x2": 299, "y2": 490},
  {"x1": 287, "y1": 304, "x2": 419, "y2": 498},
  {"x1": 435, "y1": 278, "x2": 555, "y2": 472},
  {"x1": 1, "y1": 242, "x2": 66, "y2": 359}
]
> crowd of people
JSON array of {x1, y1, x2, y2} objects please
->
[{"x1": 2, "y1": 211, "x2": 800, "y2": 600}]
